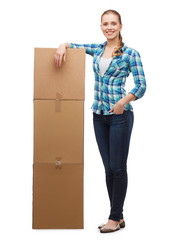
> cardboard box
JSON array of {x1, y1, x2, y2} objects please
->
[
  {"x1": 34, "y1": 48, "x2": 85, "y2": 100},
  {"x1": 33, "y1": 48, "x2": 85, "y2": 229},
  {"x1": 33, "y1": 99, "x2": 84, "y2": 164},
  {"x1": 33, "y1": 163, "x2": 84, "y2": 229}
]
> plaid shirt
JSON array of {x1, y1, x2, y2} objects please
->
[{"x1": 69, "y1": 41, "x2": 146, "y2": 115}]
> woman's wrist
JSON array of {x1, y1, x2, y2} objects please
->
[
  {"x1": 64, "y1": 43, "x2": 70, "y2": 48},
  {"x1": 118, "y1": 93, "x2": 136, "y2": 106}
]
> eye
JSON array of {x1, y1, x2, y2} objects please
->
[{"x1": 102, "y1": 22, "x2": 117, "y2": 26}]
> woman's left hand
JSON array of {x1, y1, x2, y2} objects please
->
[{"x1": 109, "y1": 101, "x2": 125, "y2": 114}]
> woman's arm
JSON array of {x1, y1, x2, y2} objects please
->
[
  {"x1": 128, "y1": 50, "x2": 146, "y2": 100},
  {"x1": 54, "y1": 42, "x2": 100, "y2": 67},
  {"x1": 68, "y1": 42, "x2": 100, "y2": 57},
  {"x1": 109, "y1": 93, "x2": 136, "y2": 114},
  {"x1": 109, "y1": 50, "x2": 146, "y2": 114}
]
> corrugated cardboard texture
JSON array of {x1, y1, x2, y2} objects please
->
[
  {"x1": 33, "y1": 163, "x2": 84, "y2": 229},
  {"x1": 33, "y1": 100, "x2": 84, "y2": 164},
  {"x1": 34, "y1": 48, "x2": 85, "y2": 100}
]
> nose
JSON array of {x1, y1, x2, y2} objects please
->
[{"x1": 107, "y1": 24, "x2": 113, "y2": 30}]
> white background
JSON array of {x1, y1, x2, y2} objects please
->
[{"x1": 0, "y1": 0, "x2": 178, "y2": 239}]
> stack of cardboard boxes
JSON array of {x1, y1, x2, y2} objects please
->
[{"x1": 32, "y1": 47, "x2": 86, "y2": 229}]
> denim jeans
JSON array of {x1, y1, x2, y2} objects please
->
[{"x1": 93, "y1": 109, "x2": 134, "y2": 221}]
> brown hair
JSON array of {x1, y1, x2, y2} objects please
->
[{"x1": 101, "y1": 9, "x2": 124, "y2": 57}]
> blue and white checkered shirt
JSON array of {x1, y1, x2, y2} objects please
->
[{"x1": 69, "y1": 41, "x2": 146, "y2": 115}]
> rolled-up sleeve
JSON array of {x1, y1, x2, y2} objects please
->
[
  {"x1": 129, "y1": 50, "x2": 146, "y2": 100},
  {"x1": 69, "y1": 43, "x2": 99, "y2": 57}
]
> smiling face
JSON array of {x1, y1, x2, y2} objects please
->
[{"x1": 100, "y1": 13, "x2": 122, "y2": 41}]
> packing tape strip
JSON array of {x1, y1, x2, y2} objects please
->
[
  {"x1": 55, "y1": 101, "x2": 61, "y2": 112},
  {"x1": 55, "y1": 157, "x2": 62, "y2": 169},
  {"x1": 55, "y1": 92, "x2": 62, "y2": 112},
  {"x1": 56, "y1": 92, "x2": 62, "y2": 99}
]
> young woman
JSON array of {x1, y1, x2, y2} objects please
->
[{"x1": 54, "y1": 9, "x2": 146, "y2": 233}]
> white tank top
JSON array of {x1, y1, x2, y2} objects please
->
[
  {"x1": 99, "y1": 57, "x2": 112, "y2": 77},
  {"x1": 99, "y1": 57, "x2": 112, "y2": 111}
]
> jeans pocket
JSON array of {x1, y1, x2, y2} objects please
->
[
  {"x1": 111, "y1": 111, "x2": 129, "y2": 126},
  {"x1": 113, "y1": 110, "x2": 125, "y2": 116}
]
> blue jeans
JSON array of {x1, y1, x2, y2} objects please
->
[{"x1": 93, "y1": 109, "x2": 134, "y2": 221}]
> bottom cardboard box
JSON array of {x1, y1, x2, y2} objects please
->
[{"x1": 32, "y1": 163, "x2": 84, "y2": 229}]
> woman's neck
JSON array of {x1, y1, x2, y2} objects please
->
[{"x1": 106, "y1": 38, "x2": 119, "y2": 48}]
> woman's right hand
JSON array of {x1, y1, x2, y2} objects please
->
[{"x1": 54, "y1": 43, "x2": 67, "y2": 67}]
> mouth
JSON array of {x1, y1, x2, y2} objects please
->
[{"x1": 106, "y1": 31, "x2": 115, "y2": 35}]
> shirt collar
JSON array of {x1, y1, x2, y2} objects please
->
[{"x1": 101, "y1": 40, "x2": 127, "y2": 53}]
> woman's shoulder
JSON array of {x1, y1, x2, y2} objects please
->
[
  {"x1": 124, "y1": 44, "x2": 140, "y2": 56},
  {"x1": 125, "y1": 44, "x2": 140, "y2": 57},
  {"x1": 122, "y1": 44, "x2": 141, "y2": 63},
  {"x1": 96, "y1": 41, "x2": 107, "y2": 49}
]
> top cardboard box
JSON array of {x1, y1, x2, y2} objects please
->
[{"x1": 34, "y1": 48, "x2": 85, "y2": 100}]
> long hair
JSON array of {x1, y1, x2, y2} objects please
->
[{"x1": 101, "y1": 9, "x2": 124, "y2": 57}]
